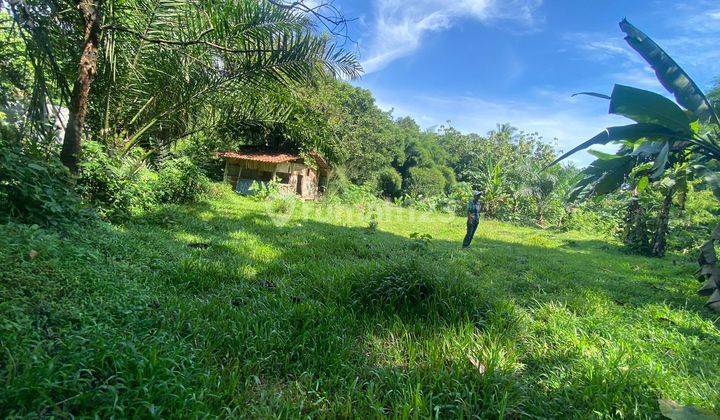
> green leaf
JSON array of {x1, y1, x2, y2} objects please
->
[
  {"x1": 650, "y1": 141, "x2": 671, "y2": 179},
  {"x1": 636, "y1": 175, "x2": 649, "y2": 192},
  {"x1": 620, "y1": 19, "x2": 720, "y2": 125},
  {"x1": 631, "y1": 141, "x2": 664, "y2": 157},
  {"x1": 572, "y1": 92, "x2": 611, "y2": 100},
  {"x1": 658, "y1": 177, "x2": 676, "y2": 190},
  {"x1": 567, "y1": 154, "x2": 634, "y2": 202},
  {"x1": 630, "y1": 162, "x2": 654, "y2": 177},
  {"x1": 549, "y1": 123, "x2": 682, "y2": 167},
  {"x1": 587, "y1": 149, "x2": 618, "y2": 160},
  {"x1": 609, "y1": 85, "x2": 691, "y2": 134}
]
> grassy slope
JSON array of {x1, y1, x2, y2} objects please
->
[{"x1": 1, "y1": 188, "x2": 719, "y2": 418}]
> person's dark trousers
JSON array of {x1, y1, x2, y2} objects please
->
[{"x1": 463, "y1": 219, "x2": 478, "y2": 248}]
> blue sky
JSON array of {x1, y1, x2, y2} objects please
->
[{"x1": 331, "y1": 0, "x2": 720, "y2": 165}]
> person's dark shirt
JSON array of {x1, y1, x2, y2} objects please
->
[{"x1": 466, "y1": 199, "x2": 480, "y2": 220}]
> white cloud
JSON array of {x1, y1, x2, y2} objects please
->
[
  {"x1": 611, "y1": 67, "x2": 663, "y2": 91},
  {"x1": 361, "y1": 0, "x2": 542, "y2": 74},
  {"x1": 562, "y1": 32, "x2": 642, "y2": 65},
  {"x1": 563, "y1": 24, "x2": 720, "y2": 91},
  {"x1": 655, "y1": 2, "x2": 720, "y2": 87},
  {"x1": 371, "y1": 88, "x2": 627, "y2": 166}
]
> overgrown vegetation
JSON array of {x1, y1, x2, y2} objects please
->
[
  {"x1": 2, "y1": 1, "x2": 720, "y2": 416},
  {"x1": 0, "y1": 140, "x2": 86, "y2": 226},
  {"x1": 2, "y1": 190, "x2": 718, "y2": 417},
  {"x1": 552, "y1": 19, "x2": 720, "y2": 309}
]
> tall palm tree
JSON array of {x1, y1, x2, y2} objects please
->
[{"x1": 7, "y1": 0, "x2": 362, "y2": 172}]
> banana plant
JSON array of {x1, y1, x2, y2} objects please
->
[
  {"x1": 476, "y1": 156, "x2": 507, "y2": 218},
  {"x1": 551, "y1": 19, "x2": 720, "y2": 311}
]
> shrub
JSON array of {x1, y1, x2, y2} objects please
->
[
  {"x1": 562, "y1": 196, "x2": 624, "y2": 237},
  {"x1": 325, "y1": 167, "x2": 379, "y2": 205},
  {"x1": 448, "y1": 182, "x2": 473, "y2": 215},
  {"x1": 154, "y1": 157, "x2": 210, "y2": 204},
  {"x1": 367, "y1": 211, "x2": 379, "y2": 232},
  {"x1": 0, "y1": 141, "x2": 86, "y2": 226},
  {"x1": 76, "y1": 141, "x2": 156, "y2": 221},
  {"x1": 405, "y1": 166, "x2": 446, "y2": 197},
  {"x1": 173, "y1": 134, "x2": 225, "y2": 181},
  {"x1": 668, "y1": 189, "x2": 719, "y2": 254},
  {"x1": 248, "y1": 179, "x2": 280, "y2": 200},
  {"x1": 376, "y1": 167, "x2": 403, "y2": 198},
  {"x1": 324, "y1": 166, "x2": 353, "y2": 198},
  {"x1": 270, "y1": 191, "x2": 301, "y2": 214},
  {"x1": 394, "y1": 182, "x2": 473, "y2": 215}
]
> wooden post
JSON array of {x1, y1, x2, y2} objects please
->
[{"x1": 223, "y1": 159, "x2": 229, "y2": 184}]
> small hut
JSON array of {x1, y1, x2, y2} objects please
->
[{"x1": 218, "y1": 149, "x2": 332, "y2": 199}]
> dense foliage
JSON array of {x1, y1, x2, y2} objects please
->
[
  {"x1": 2, "y1": 3, "x2": 720, "y2": 416},
  {"x1": 0, "y1": 140, "x2": 85, "y2": 226}
]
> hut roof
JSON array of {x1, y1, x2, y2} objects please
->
[
  {"x1": 217, "y1": 150, "x2": 301, "y2": 164},
  {"x1": 218, "y1": 149, "x2": 332, "y2": 173}
]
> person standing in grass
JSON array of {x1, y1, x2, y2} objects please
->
[{"x1": 463, "y1": 191, "x2": 482, "y2": 248}]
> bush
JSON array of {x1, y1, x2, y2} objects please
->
[
  {"x1": 562, "y1": 196, "x2": 624, "y2": 237},
  {"x1": 248, "y1": 179, "x2": 280, "y2": 200},
  {"x1": 270, "y1": 191, "x2": 301, "y2": 214},
  {"x1": 394, "y1": 182, "x2": 473, "y2": 215},
  {"x1": 668, "y1": 189, "x2": 719, "y2": 254},
  {"x1": 154, "y1": 157, "x2": 210, "y2": 204},
  {"x1": 405, "y1": 166, "x2": 446, "y2": 197},
  {"x1": 173, "y1": 135, "x2": 225, "y2": 181},
  {"x1": 76, "y1": 141, "x2": 156, "y2": 221},
  {"x1": 0, "y1": 141, "x2": 86, "y2": 226},
  {"x1": 325, "y1": 167, "x2": 379, "y2": 205},
  {"x1": 448, "y1": 182, "x2": 473, "y2": 215},
  {"x1": 376, "y1": 167, "x2": 402, "y2": 198}
]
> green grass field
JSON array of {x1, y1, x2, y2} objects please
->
[{"x1": 2, "y1": 187, "x2": 719, "y2": 418}]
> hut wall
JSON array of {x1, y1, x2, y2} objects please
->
[
  {"x1": 225, "y1": 158, "x2": 317, "y2": 197},
  {"x1": 223, "y1": 157, "x2": 327, "y2": 199},
  {"x1": 301, "y1": 168, "x2": 319, "y2": 199}
]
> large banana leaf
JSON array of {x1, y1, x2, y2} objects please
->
[
  {"x1": 630, "y1": 140, "x2": 664, "y2": 157},
  {"x1": 609, "y1": 85, "x2": 692, "y2": 134},
  {"x1": 620, "y1": 19, "x2": 720, "y2": 125},
  {"x1": 572, "y1": 92, "x2": 610, "y2": 100},
  {"x1": 689, "y1": 132, "x2": 720, "y2": 162},
  {"x1": 567, "y1": 151, "x2": 634, "y2": 202},
  {"x1": 650, "y1": 140, "x2": 671, "y2": 179},
  {"x1": 573, "y1": 85, "x2": 691, "y2": 133},
  {"x1": 549, "y1": 123, "x2": 682, "y2": 167}
]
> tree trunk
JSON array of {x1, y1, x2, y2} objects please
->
[
  {"x1": 698, "y1": 221, "x2": 720, "y2": 313},
  {"x1": 60, "y1": 0, "x2": 102, "y2": 173},
  {"x1": 536, "y1": 203, "x2": 545, "y2": 226},
  {"x1": 623, "y1": 189, "x2": 649, "y2": 254},
  {"x1": 651, "y1": 188, "x2": 675, "y2": 257}
]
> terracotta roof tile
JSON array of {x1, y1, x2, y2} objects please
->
[{"x1": 217, "y1": 151, "x2": 301, "y2": 164}]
